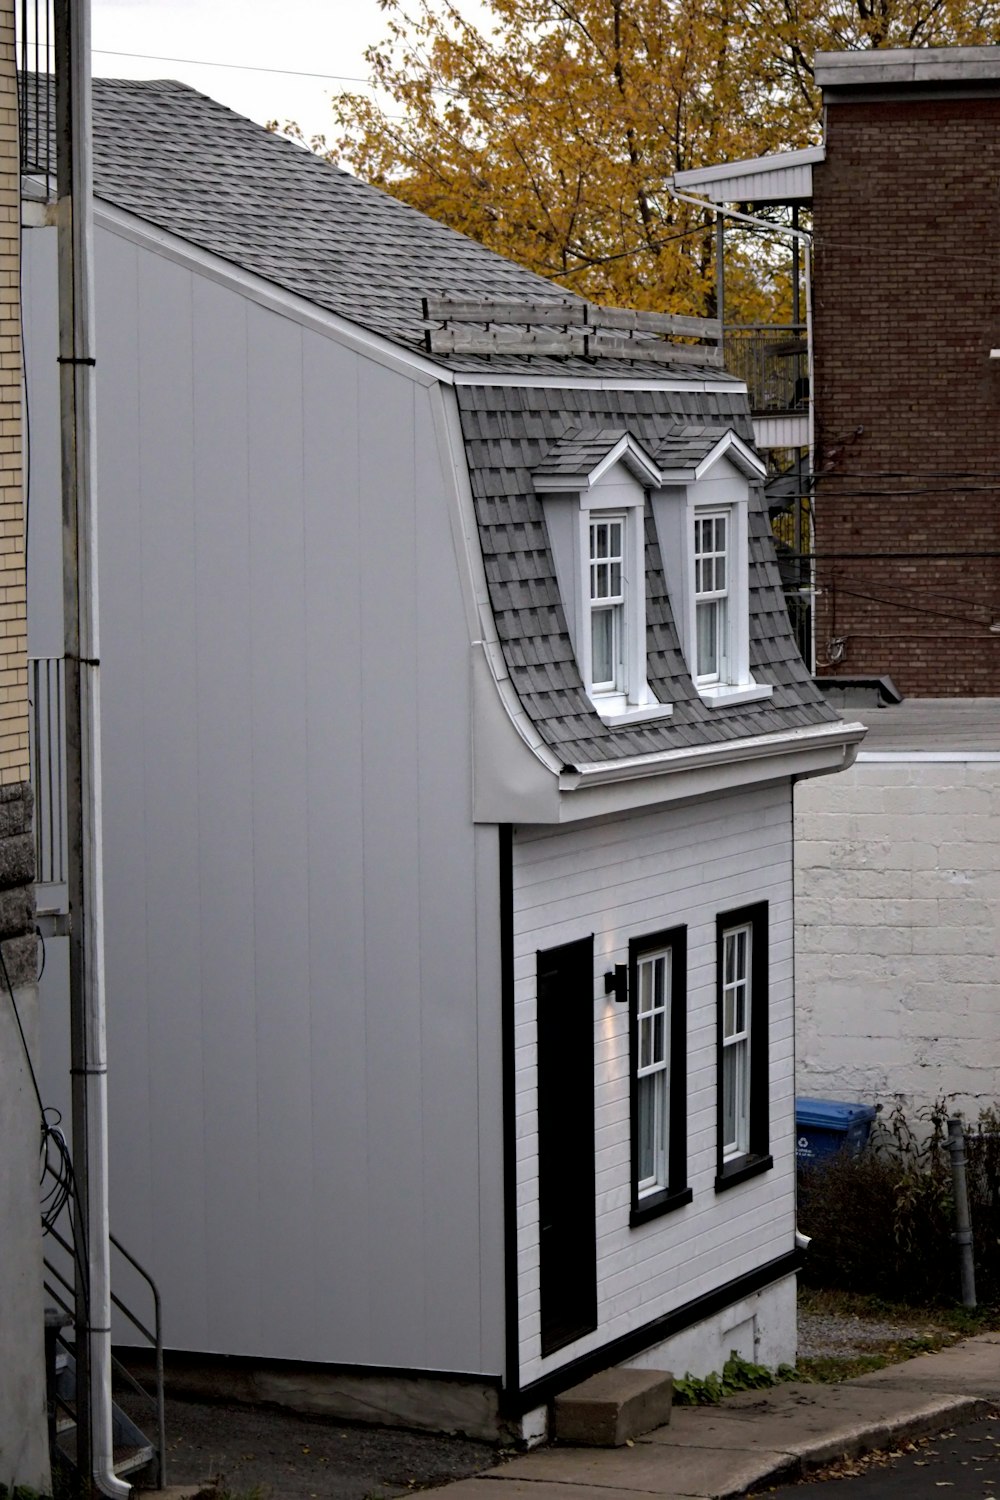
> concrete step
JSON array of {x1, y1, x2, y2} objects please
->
[{"x1": 553, "y1": 1367, "x2": 673, "y2": 1447}]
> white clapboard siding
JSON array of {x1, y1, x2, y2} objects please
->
[
  {"x1": 22, "y1": 222, "x2": 505, "y2": 1377},
  {"x1": 512, "y1": 782, "x2": 795, "y2": 1388}
]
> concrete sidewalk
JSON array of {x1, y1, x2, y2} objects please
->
[{"x1": 421, "y1": 1331, "x2": 1000, "y2": 1500}]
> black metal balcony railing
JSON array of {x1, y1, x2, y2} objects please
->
[
  {"x1": 29, "y1": 656, "x2": 67, "y2": 888},
  {"x1": 723, "y1": 325, "x2": 808, "y2": 416},
  {"x1": 16, "y1": 0, "x2": 54, "y2": 177}
]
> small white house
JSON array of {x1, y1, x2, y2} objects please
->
[{"x1": 22, "y1": 80, "x2": 863, "y2": 1437}]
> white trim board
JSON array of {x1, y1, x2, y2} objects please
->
[{"x1": 857, "y1": 751, "x2": 1000, "y2": 763}]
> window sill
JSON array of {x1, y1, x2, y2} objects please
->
[
  {"x1": 630, "y1": 1185, "x2": 693, "y2": 1228},
  {"x1": 696, "y1": 681, "x2": 774, "y2": 709},
  {"x1": 594, "y1": 698, "x2": 674, "y2": 727},
  {"x1": 714, "y1": 1153, "x2": 773, "y2": 1193}
]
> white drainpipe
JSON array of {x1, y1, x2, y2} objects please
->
[{"x1": 54, "y1": 0, "x2": 130, "y2": 1492}]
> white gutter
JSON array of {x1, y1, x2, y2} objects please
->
[{"x1": 558, "y1": 719, "x2": 866, "y2": 789}]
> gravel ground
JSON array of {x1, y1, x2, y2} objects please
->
[{"x1": 796, "y1": 1303, "x2": 947, "y2": 1361}]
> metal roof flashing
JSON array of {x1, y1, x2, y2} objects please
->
[{"x1": 815, "y1": 45, "x2": 1000, "y2": 95}]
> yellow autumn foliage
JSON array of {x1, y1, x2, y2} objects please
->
[{"x1": 294, "y1": 0, "x2": 999, "y2": 320}]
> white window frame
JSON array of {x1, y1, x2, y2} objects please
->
[
  {"x1": 694, "y1": 510, "x2": 730, "y2": 687},
  {"x1": 635, "y1": 947, "x2": 671, "y2": 1196},
  {"x1": 588, "y1": 513, "x2": 627, "y2": 696},
  {"x1": 651, "y1": 431, "x2": 773, "y2": 709},
  {"x1": 720, "y1": 922, "x2": 751, "y2": 1162}
]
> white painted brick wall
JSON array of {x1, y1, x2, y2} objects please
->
[{"x1": 794, "y1": 760, "x2": 1000, "y2": 1117}]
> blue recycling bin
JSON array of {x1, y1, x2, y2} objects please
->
[{"x1": 796, "y1": 1097, "x2": 877, "y2": 1166}]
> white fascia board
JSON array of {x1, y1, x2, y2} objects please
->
[
  {"x1": 858, "y1": 750, "x2": 1000, "y2": 763},
  {"x1": 672, "y1": 146, "x2": 825, "y2": 191},
  {"x1": 561, "y1": 720, "x2": 866, "y2": 790},
  {"x1": 93, "y1": 197, "x2": 448, "y2": 389},
  {"x1": 659, "y1": 428, "x2": 766, "y2": 485},
  {"x1": 591, "y1": 434, "x2": 662, "y2": 488},
  {"x1": 535, "y1": 433, "x2": 662, "y2": 492}
]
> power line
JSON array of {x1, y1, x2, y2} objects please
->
[{"x1": 87, "y1": 46, "x2": 376, "y2": 88}]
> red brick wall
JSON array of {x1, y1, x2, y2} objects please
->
[{"x1": 812, "y1": 96, "x2": 1000, "y2": 695}]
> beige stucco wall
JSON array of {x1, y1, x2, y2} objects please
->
[
  {"x1": 795, "y1": 758, "x2": 1000, "y2": 1119},
  {"x1": 0, "y1": 1, "x2": 26, "y2": 785}
]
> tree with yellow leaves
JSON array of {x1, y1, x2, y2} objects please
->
[{"x1": 295, "y1": 0, "x2": 998, "y2": 318}]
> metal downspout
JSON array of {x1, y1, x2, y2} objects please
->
[{"x1": 54, "y1": 0, "x2": 130, "y2": 1492}]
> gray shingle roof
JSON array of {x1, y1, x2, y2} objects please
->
[
  {"x1": 533, "y1": 431, "x2": 632, "y2": 481},
  {"x1": 48, "y1": 77, "x2": 733, "y2": 382},
  {"x1": 655, "y1": 424, "x2": 732, "y2": 471},
  {"x1": 458, "y1": 385, "x2": 840, "y2": 765},
  {"x1": 24, "y1": 77, "x2": 836, "y2": 761}
]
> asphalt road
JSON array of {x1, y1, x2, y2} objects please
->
[{"x1": 762, "y1": 1410, "x2": 1000, "y2": 1498}]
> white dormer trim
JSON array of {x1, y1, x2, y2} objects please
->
[
  {"x1": 537, "y1": 438, "x2": 672, "y2": 727},
  {"x1": 657, "y1": 429, "x2": 767, "y2": 485},
  {"x1": 651, "y1": 434, "x2": 772, "y2": 709},
  {"x1": 535, "y1": 433, "x2": 663, "y2": 493}
]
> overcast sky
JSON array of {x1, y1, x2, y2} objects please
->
[{"x1": 90, "y1": 0, "x2": 454, "y2": 146}]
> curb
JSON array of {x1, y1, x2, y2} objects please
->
[{"x1": 738, "y1": 1392, "x2": 991, "y2": 1498}]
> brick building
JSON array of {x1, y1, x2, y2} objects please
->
[
  {"x1": 674, "y1": 46, "x2": 1000, "y2": 696},
  {"x1": 811, "y1": 48, "x2": 1000, "y2": 696}
]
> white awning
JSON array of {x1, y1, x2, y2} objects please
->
[{"x1": 671, "y1": 146, "x2": 824, "y2": 206}]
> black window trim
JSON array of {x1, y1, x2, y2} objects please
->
[
  {"x1": 629, "y1": 923, "x2": 691, "y2": 1227},
  {"x1": 715, "y1": 900, "x2": 772, "y2": 1193}
]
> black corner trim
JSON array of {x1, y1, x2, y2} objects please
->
[
  {"x1": 715, "y1": 1153, "x2": 774, "y2": 1193},
  {"x1": 629, "y1": 1184, "x2": 693, "y2": 1228},
  {"x1": 499, "y1": 826, "x2": 519, "y2": 1402},
  {"x1": 500, "y1": 1247, "x2": 802, "y2": 1418}
]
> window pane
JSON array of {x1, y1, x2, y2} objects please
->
[
  {"x1": 652, "y1": 1010, "x2": 664, "y2": 1065},
  {"x1": 638, "y1": 958, "x2": 653, "y2": 1015},
  {"x1": 722, "y1": 1046, "x2": 737, "y2": 1152},
  {"x1": 723, "y1": 987, "x2": 735, "y2": 1038},
  {"x1": 638, "y1": 1073, "x2": 656, "y2": 1183},
  {"x1": 640, "y1": 1015, "x2": 652, "y2": 1070},
  {"x1": 592, "y1": 607, "x2": 613, "y2": 684},
  {"x1": 697, "y1": 600, "x2": 718, "y2": 678}
]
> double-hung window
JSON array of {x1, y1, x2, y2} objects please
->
[
  {"x1": 589, "y1": 516, "x2": 625, "y2": 694},
  {"x1": 720, "y1": 921, "x2": 751, "y2": 1159},
  {"x1": 715, "y1": 902, "x2": 772, "y2": 1191},
  {"x1": 629, "y1": 925, "x2": 690, "y2": 1225},
  {"x1": 650, "y1": 430, "x2": 772, "y2": 708},
  {"x1": 694, "y1": 512, "x2": 729, "y2": 685},
  {"x1": 533, "y1": 431, "x2": 672, "y2": 727}
]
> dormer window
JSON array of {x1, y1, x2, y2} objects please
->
[
  {"x1": 589, "y1": 516, "x2": 625, "y2": 695},
  {"x1": 652, "y1": 428, "x2": 774, "y2": 708},
  {"x1": 534, "y1": 430, "x2": 673, "y2": 728}
]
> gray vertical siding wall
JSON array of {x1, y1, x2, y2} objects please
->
[{"x1": 23, "y1": 223, "x2": 505, "y2": 1375}]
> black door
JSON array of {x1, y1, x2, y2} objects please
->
[{"x1": 537, "y1": 935, "x2": 598, "y2": 1357}]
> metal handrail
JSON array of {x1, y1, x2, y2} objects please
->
[
  {"x1": 43, "y1": 1225, "x2": 167, "y2": 1488},
  {"x1": 111, "y1": 1230, "x2": 166, "y2": 1488}
]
